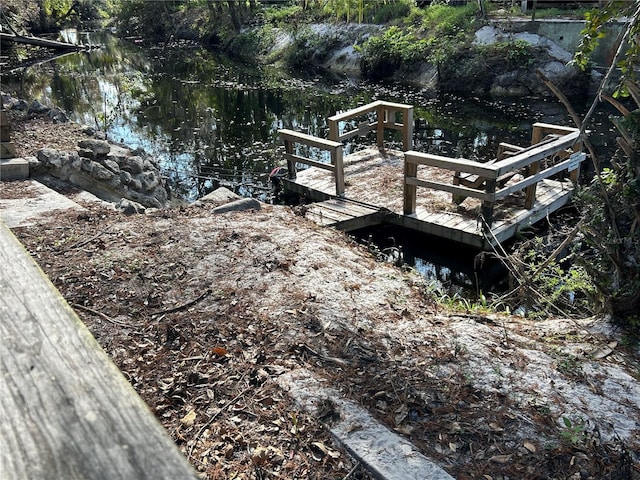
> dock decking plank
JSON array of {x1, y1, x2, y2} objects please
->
[{"x1": 286, "y1": 148, "x2": 579, "y2": 248}]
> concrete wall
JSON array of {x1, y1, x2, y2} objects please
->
[{"x1": 494, "y1": 19, "x2": 627, "y2": 67}]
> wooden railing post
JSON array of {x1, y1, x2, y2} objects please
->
[
  {"x1": 333, "y1": 144, "x2": 345, "y2": 196},
  {"x1": 568, "y1": 139, "x2": 583, "y2": 184},
  {"x1": 402, "y1": 106, "x2": 413, "y2": 151},
  {"x1": 328, "y1": 118, "x2": 339, "y2": 143},
  {"x1": 403, "y1": 157, "x2": 417, "y2": 215},
  {"x1": 524, "y1": 124, "x2": 545, "y2": 209},
  {"x1": 284, "y1": 138, "x2": 296, "y2": 180},
  {"x1": 376, "y1": 103, "x2": 385, "y2": 150}
]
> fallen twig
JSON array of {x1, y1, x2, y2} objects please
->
[
  {"x1": 151, "y1": 288, "x2": 212, "y2": 316},
  {"x1": 342, "y1": 461, "x2": 361, "y2": 480},
  {"x1": 187, "y1": 385, "x2": 252, "y2": 459},
  {"x1": 72, "y1": 303, "x2": 140, "y2": 328},
  {"x1": 68, "y1": 225, "x2": 112, "y2": 250}
]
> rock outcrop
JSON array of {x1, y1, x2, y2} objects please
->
[{"x1": 34, "y1": 139, "x2": 169, "y2": 209}]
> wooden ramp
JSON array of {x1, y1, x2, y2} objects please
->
[{"x1": 305, "y1": 198, "x2": 388, "y2": 232}]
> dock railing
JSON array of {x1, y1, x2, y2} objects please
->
[
  {"x1": 278, "y1": 101, "x2": 414, "y2": 197},
  {"x1": 403, "y1": 122, "x2": 585, "y2": 228},
  {"x1": 279, "y1": 128, "x2": 345, "y2": 196},
  {"x1": 328, "y1": 100, "x2": 414, "y2": 152}
]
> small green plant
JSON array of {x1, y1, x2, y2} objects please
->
[
  {"x1": 560, "y1": 416, "x2": 587, "y2": 446},
  {"x1": 554, "y1": 350, "x2": 583, "y2": 379}
]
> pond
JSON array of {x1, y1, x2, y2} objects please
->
[{"x1": 2, "y1": 30, "x2": 620, "y2": 294}]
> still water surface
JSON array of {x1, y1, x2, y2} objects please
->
[{"x1": 3, "y1": 30, "x2": 619, "y2": 293}]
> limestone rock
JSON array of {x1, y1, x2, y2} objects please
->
[
  {"x1": 211, "y1": 198, "x2": 261, "y2": 214},
  {"x1": 78, "y1": 139, "x2": 111, "y2": 156},
  {"x1": 117, "y1": 198, "x2": 146, "y2": 215},
  {"x1": 199, "y1": 187, "x2": 241, "y2": 206}
]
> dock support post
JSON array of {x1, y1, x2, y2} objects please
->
[{"x1": 481, "y1": 178, "x2": 496, "y2": 228}]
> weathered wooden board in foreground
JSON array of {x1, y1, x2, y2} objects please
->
[{"x1": 0, "y1": 221, "x2": 199, "y2": 480}]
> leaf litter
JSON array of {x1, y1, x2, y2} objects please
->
[{"x1": 4, "y1": 186, "x2": 638, "y2": 480}]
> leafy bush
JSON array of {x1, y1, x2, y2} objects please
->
[
  {"x1": 419, "y1": 1, "x2": 480, "y2": 37},
  {"x1": 283, "y1": 27, "x2": 341, "y2": 69},
  {"x1": 359, "y1": 26, "x2": 427, "y2": 79},
  {"x1": 263, "y1": 4, "x2": 304, "y2": 27},
  {"x1": 372, "y1": 0, "x2": 412, "y2": 24},
  {"x1": 319, "y1": 0, "x2": 413, "y2": 24}
]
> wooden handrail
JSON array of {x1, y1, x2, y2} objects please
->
[
  {"x1": 328, "y1": 100, "x2": 414, "y2": 151},
  {"x1": 0, "y1": 222, "x2": 199, "y2": 479},
  {"x1": 279, "y1": 128, "x2": 345, "y2": 196},
  {"x1": 403, "y1": 124, "x2": 585, "y2": 227}
]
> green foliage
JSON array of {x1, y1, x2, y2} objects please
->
[
  {"x1": 560, "y1": 417, "x2": 587, "y2": 446},
  {"x1": 371, "y1": 1, "x2": 411, "y2": 24},
  {"x1": 487, "y1": 39, "x2": 536, "y2": 66},
  {"x1": 359, "y1": 25, "x2": 428, "y2": 79},
  {"x1": 358, "y1": 2, "x2": 480, "y2": 81},
  {"x1": 418, "y1": 2, "x2": 480, "y2": 37},
  {"x1": 263, "y1": 4, "x2": 304, "y2": 26},
  {"x1": 574, "y1": 1, "x2": 640, "y2": 96},
  {"x1": 115, "y1": 0, "x2": 182, "y2": 38},
  {"x1": 283, "y1": 27, "x2": 341, "y2": 69},
  {"x1": 318, "y1": 0, "x2": 413, "y2": 24},
  {"x1": 573, "y1": 122, "x2": 640, "y2": 327}
]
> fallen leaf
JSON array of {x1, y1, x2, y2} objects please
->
[
  {"x1": 212, "y1": 346, "x2": 227, "y2": 356},
  {"x1": 311, "y1": 441, "x2": 340, "y2": 459},
  {"x1": 489, "y1": 454, "x2": 512, "y2": 464},
  {"x1": 591, "y1": 341, "x2": 617, "y2": 359},
  {"x1": 180, "y1": 409, "x2": 196, "y2": 426},
  {"x1": 489, "y1": 422, "x2": 504, "y2": 432},
  {"x1": 523, "y1": 440, "x2": 536, "y2": 453}
]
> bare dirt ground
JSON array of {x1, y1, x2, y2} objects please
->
[{"x1": 2, "y1": 111, "x2": 640, "y2": 479}]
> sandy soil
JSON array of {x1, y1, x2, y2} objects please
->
[{"x1": 1, "y1": 110, "x2": 639, "y2": 480}]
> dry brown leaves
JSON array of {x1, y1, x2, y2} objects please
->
[{"x1": 9, "y1": 193, "x2": 638, "y2": 480}]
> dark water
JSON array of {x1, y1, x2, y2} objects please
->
[{"x1": 2, "y1": 30, "x2": 620, "y2": 293}]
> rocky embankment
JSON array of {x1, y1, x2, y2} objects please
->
[
  {"x1": 2, "y1": 94, "x2": 170, "y2": 212},
  {"x1": 262, "y1": 20, "x2": 594, "y2": 97}
]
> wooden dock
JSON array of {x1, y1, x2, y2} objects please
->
[{"x1": 280, "y1": 101, "x2": 585, "y2": 249}]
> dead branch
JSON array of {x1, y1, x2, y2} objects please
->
[
  {"x1": 68, "y1": 225, "x2": 112, "y2": 250},
  {"x1": 151, "y1": 288, "x2": 212, "y2": 316},
  {"x1": 187, "y1": 385, "x2": 252, "y2": 460},
  {"x1": 72, "y1": 303, "x2": 141, "y2": 328}
]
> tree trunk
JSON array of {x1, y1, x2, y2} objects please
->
[{"x1": 227, "y1": 1, "x2": 242, "y2": 32}]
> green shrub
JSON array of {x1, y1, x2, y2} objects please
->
[
  {"x1": 372, "y1": 0, "x2": 412, "y2": 24},
  {"x1": 359, "y1": 25, "x2": 427, "y2": 79},
  {"x1": 263, "y1": 4, "x2": 304, "y2": 26},
  {"x1": 419, "y1": 2, "x2": 480, "y2": 37}
]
